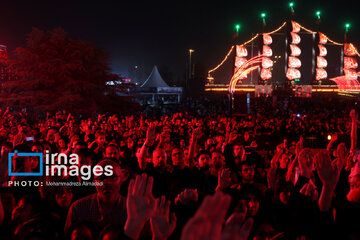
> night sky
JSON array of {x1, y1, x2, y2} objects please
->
[{"x1": 0, "y1": 0, "x2": 359, "y2": 84}]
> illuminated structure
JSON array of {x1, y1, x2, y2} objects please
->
[
  {"x1": 286, "y1": 21, "x2": 301, "y2": 81},
  {"x1": 206, "y1": 20, "x2": 360, "y2": 94}
]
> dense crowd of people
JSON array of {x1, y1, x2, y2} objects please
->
[{"x1": 0, "y1": 100, "x2": 359, "y2": 239}]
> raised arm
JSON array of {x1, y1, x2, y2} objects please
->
[
  {"x1": 138, "y1": 123, "x2": 156, "y2": 170},
  {"x1": 326, "y1": 133, "x2": 338, "y2": 152},
  {"x1": 186, "y1": 127, "x2": 202, "y2": 168},
  {"x1": 350, "y1": 109, "x2": 357, "y2": 153},
  {"x1": 316, "y1": 150, "x2": 341, "y2": 212}
]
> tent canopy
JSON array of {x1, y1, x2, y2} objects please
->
[{"x1": 141, "y1": 65, "x2": 169, "y2": 88}]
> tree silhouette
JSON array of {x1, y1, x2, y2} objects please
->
[{"x1": 0, "y1": 28, "x2": 117, "y2": 113}]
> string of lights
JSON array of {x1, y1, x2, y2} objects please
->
[
  {"x1": 208, "y1": 46, "x2": 234, "y2": 74},
  {"x1": 240, "y1": 34, "x2": 260, "y2": 46},
  {"x1": 208, "y1": 20, "x2": 355, "y2": 81},
  {"x1": 297, "y1": 22, "x2": 343, "y2": 46},
  {"x1": 264, "y1": 22, "x2": 287, "y2": 35},
  {"x1": 229, "y1": 55, "x2": 263, "y2": 93},
  {"x1": 208, "y1": 23, "x2": 287, "y2": 77}
]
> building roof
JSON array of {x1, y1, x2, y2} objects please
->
[{"x1": 141, "y1": 65, "x2": 169, "y2": 88}]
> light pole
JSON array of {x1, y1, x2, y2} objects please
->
[{"x1": 188, "y1": 49, "x2": 194, "y2": 90}]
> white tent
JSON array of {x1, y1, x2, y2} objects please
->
[
  {"x1": 136, "y1": 65, "x2": 182, "y2": 105},
  {"x1": 141, "y1": 65, "x2": 169, "y2": 88}
]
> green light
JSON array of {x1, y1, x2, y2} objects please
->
[
  {"x1": 345, "y1": 23, "x2": 350, "y2": 29},
  {"x1": 289, "y1": 2, "x2": 294, "y2": 7},
  {"x1": 235, "y1": 24, "x2": 240, "y2": 32},
  {"x1": 316, "y1": 11, "x2": 321, "y2": 16},
  {"x1": 294, "y1": 79, "x2": 300, "y2": 82},
  {"x1": 261, "y1": 12, "x2": 266, "y2": 18}
]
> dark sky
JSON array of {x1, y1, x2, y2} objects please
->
[{"x1": 0, "y1": 0, "x2": 359, "y2": 83}]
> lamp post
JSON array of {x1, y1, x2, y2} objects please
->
[{"x1": 188, "y1": 49, "x2": 195, "y2": 90}]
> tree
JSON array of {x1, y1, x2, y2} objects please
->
[{"x1": 0, "y1": 28, "x2": 116, "y2": 114}]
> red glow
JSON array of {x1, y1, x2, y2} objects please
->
[
  {"x1": 344, "y1": 57, "x2": 358, "y2": 69},
  {"x1": 318, "y1": 45, "x2": 327, "y2": 57},
  {"x1": 260, "y1": 68, "x2": 272, "y2": 80},
  {"x1": 317, "y1": 56, "x2": 328, "y2": 68},
  {"x1": 316, "y1": 68, "x2": 327, "y2": 80},
  {"x1": 344, "y1": 69, "x2": 358, "y2": 80},
  {"x1": 331, "y1": 75, "x2": 360, "y2": 91},
  {"x1": 235, "y1": 57, "x2": 247, "y2": 68},
  {"x1": 262, "y1": 57, "x2": 273, "y2": 68},
  {"x1": 291, "y1": 21, "x2": 301, "y2": 33},
  {"x1": 318, "y1": 32, "x2": 328, "y2": 44},
  {"x1": 290, "y1": 44, "x2": 301, "y2": 56},
  {"x1": 262, "y1": 45, "x2": 272, "y2": 57},
  {"x1": 344, "y1": 43, "x2": 357, "y2": 56},
  {"x1": 236, "y1": 45, "x2": 248, "y2": 57},
  {"x1": 234, "y1": 68, "x2": 248, "y2": 79},
  {"x1": 263, "y1": 34, "x2": 272, "y2": 45},
  {"x1": 291, "y1": 32, "x2": 301, "y2": 44},
  {"x1": 288, "y1": 56, "x2": 301, "y2": 68},
  {"x1": 286, "y1": 68, "x2": 301, "y2": 80}
]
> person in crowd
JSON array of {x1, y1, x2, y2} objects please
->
[{"x1": 0, "y1": 100, "x2": 359, "y2": 239}]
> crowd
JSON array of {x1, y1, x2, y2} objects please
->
[{"x1": 0, "y1": 101, "x2": 359, "y2": 240}]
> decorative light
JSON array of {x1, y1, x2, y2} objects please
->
[
  {"x1": 317, "y1": 56, "x2": 328, "y2": 68},
  {"x1": 261, "y1": 13, "x2": 266, "y2": 26},
  {"x1": 229, "y1": 55, "x2": 263, "y2": 93},
  {"x1": 263, "y1": 34, "x2": 273, "y2": 45},
  {"x1": 263, "y1": 45, "x2": 273, "y2": 57},
  {"x1": 316, "y1": 11, "x2": 321, "y2": 20},
  {"x1": 344, "y1": 43, "x2": 357, "y2": 56},
  {"x1": 289, "y1": 2, "x2": 295, "y2": 13},
  {"x1": 288, "y1": 56, "x2": 302, "y2": 68},
  {"x1": 208, "y1": 46, "x2": 234, "y2": 74},
  {"x1": 318, "y1": 32, "x2": 328, "y2": 44},
  {"x1": 316, "y1": 69, "x2": 328, "y2": 80},
  {"x1": 291, "y1": 32, "x2": 301, "y2": 44},
  {"x1": 345, "y1": 23, "x2": 351, "y2": 31},
  {"x1": 264, "y1": 22, "x2": 287, "y2": 35},
  {"x1": 236, "y1": 45, "x2": 248, "y2": 57},
  {"x1": 286, "y1": 68, "x2": 301, "y2": 80},
  {"x1": 318, "y1": 45, "x2": 327, "y2": 57},
  {"x1": 235, "y1": 24, "x2": 241, "y2": 32},
  {"x1": 291, "y1": 21, "x2": 300, "y2": 33}
]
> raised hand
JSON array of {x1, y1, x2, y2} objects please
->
[
  {"x1": 221, "y1": 212, "x2": 254, "y2": 240},
  {"x1": 299, "y1": 180, "x2": 319, "y2": 202},
  {"x1": 295, "y1": 137, "x2": 304, "y2": 156},
  {"x1": 175, "y1": 189, "x2": 199, "y2": 205},
  {"x1": 330, "y1": 133, "x2": 338, "y2": 142},
  {"x1": 145, "y1": 123, "x2": 156, "y2": 146},
  {"x1": 150, "y1": 196, "x2": 177, "y2": 240},
  {"x1": 276, "y1": 143, "x2": 286, "y2": 154},
  {"x1": 191, "y1": 127, "x2": 203, "y2": 140},
  {"x1": 350, "y1": 109, "x2": 358, "y2": 120},
  {"x1": 298, "y1": 148, "x2": 313, "y2": 178},
  {"x1": 315, "y1": 150, "x2": 340, "y2": 189},
  {"x1": 125, "y1": 173, "x2": 156, "y2": 239},
  {"x1": 181, "y1": 191, "x2": 232, "y2": 240},
  {"x1": 216, "y1": 169, "x2": 232, "y2": 191},
  {"x1": 316, "y1": 150, "x2": 341, "y2": 212}
]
